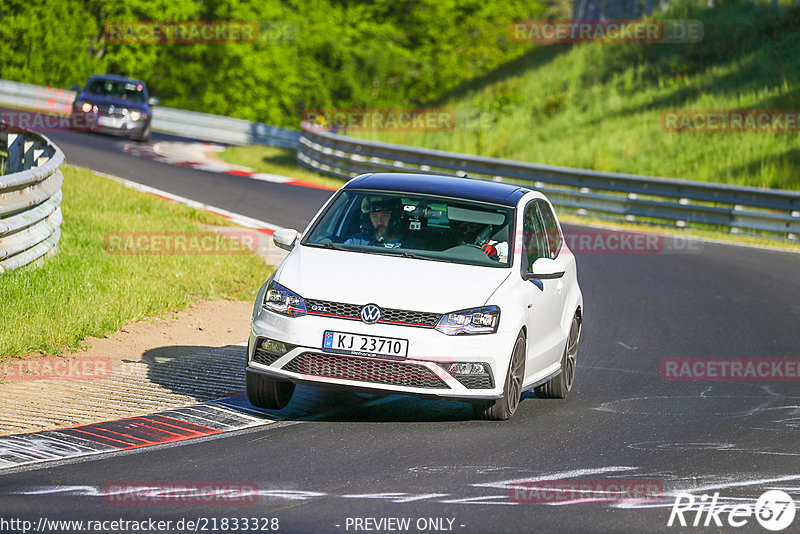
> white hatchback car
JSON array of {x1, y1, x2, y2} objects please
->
[{"x1": 247, "y1": 173, "x2": 583, "y2": 420}]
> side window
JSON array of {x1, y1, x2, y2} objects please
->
[
  {"x1": 522, "y1": 201, "x2": 547, "y2": 271},
  {"x1": 536, "y1": 200, "x2": 562, "y2": 259}
]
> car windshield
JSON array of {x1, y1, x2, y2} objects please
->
[
  {"x1": 84, "y1": 79, "x2": 146, "y2": 103},
  {"x1": 303, "y1": 190, "x2": 514, "y2": 268}
]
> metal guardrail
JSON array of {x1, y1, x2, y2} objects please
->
[
  {"x1": 0, "y1": 118, "x2": 65, "y2": 274},
  {"x1": 2, "y1": 79, "x2": 798, "y2": 238},
  {"x1": 0, "y1": 79, "x2": 300, "y2": 148},
  {"x1": 297, "y1": 124, "x2": 800, "y2": 239}
]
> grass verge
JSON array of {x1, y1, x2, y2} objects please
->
[
  {"x1": 0, "y1": 164, "x2": 272, "y2": 360},
  {"x1": 216, "y1": 145, "x2": 346, "y2": 190}
]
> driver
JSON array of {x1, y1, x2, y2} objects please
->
[
  {"x1": 449, "y1": 219, "x2": 508, "y2": 262},
  {"x1": 345, "y1": 196, "x2": 419, "y2": 248}
]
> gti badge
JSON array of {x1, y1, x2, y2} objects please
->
[{"x1": 360, "y1": 304, "x2": 381, "y2": 324}]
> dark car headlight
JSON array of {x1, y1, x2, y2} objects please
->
[
  {"x1": 262, "y1": 281, "x2": 307, "y2": 317},
  {"x1": 435, "y1": 305, "x2": 500, "y2": 335}
]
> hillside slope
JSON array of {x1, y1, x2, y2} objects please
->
[{"x1": 355, "y1": 2, "x2": 800, "y2": 190}]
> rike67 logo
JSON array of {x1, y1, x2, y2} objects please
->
[{"x1": 668, "y1": 490, "x2": 796, "y2": 531}]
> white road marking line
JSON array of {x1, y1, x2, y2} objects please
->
[{"x1": 472, "y1": 466, "x2": 639, "y2": 490}]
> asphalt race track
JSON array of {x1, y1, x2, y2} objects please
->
[{"x1": 1, "y1": 125, "x2": 799, "y2": 533}]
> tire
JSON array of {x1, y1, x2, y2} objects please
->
[
  {"x1": 132, "y1": 122, "x2": 151, "y2": 142},
  {"x1": 534, "y1": 314, "x2": 580, "y2": 399},
  {"x1": 246, "y1": 369, "x2": 295, "y2": 409},
  {"x1": 473, "y1": 331, "x2": 526, "y2": 421}
]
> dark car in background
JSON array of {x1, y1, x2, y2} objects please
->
[{"x1": 70, "y1": 74, "x2": 159, "y2": 142}]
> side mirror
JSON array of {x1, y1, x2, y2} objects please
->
[
  {"x1": 71, "y1": 85, "x2": 80, "y2": 92},
  {"x1": 148, "y1": 97, "x2": 161, "y2": 106},
  {"x1": 273, "y1": 228, "x2": 298, "y2": 251},
  {"x1": 524, "y1": 257, "x2": 565, "y2": 280}
]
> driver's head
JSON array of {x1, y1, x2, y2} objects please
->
[
  {"x1": 362, "y1": 197, "x2": 401, "y2": 242},
  {"x1": 451, "y1": 220, "x2": 485, "y2": 244},
  {"x1": 369, "y1": 210, "x2": 392, "y2": 240}
]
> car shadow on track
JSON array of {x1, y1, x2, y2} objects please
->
[
  {"x1": 137, "y1": 344, "x2": 247, "y2": 401},
  {"x1": 138, "y1": 344, "x2": 543, "y2": 423},
  {"x1": 221, "y1": 389, "x2": 547, "y2": 424}
]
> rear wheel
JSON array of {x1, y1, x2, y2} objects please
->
[
  {"x1": 534, "y1": 314, "x2": 580, "y2": 399},
  {"x1": 473, "y1": 331, "x2": 526, "y2": 421},
  {"x1": 246, "y1": 369, "x2": 295, "y2": 409}
]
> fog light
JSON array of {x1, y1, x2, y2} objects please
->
[
  {"x1": 449, "y1": 363, "x2": 487, "y2": 375},
  {"x1": 261, "y1": 338, "x2": 289, "y2": 356}
]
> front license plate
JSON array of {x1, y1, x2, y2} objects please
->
[
  {"x1": 322, "y1": 331, "x2": 408, "y2": 359},
  {"x1": 98, "y1": 116, "x2": 122, "y2": 128}
]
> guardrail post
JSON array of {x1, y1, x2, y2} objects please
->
[
  {"x1": 6, "y1": 132, "x2": 24, "y2": 173},
  {"x1": 24, "y1": 138, "x2": 45, "y2": 168}
]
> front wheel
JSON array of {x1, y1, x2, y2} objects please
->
[
  {"x1": 131, "y1": 122, "x2": 151, "y2": 142},
  {"x1": 534, "y1": 314, "x2": 580, "y2": 399},
  {"x1": 473, "y1": 331, "x2": 526, "y2": 421},
  {"x1": 246, "y1": 369, "x2": 295, "y2": 409}
]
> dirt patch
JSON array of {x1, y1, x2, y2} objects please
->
[{"x1": 70, "y1": 299, "x2": 252, "y2": 362}]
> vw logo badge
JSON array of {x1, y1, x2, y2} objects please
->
[{"x1": 360, "y1": 304, "x2": 381, "y2": 324}]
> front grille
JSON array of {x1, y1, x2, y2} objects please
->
[
  {"x1": 251, "y1": 347, "x2": 283, "y2": 367},
  {"x1": 283, "y1": 352, "x2": 449, "y2": 389},
  {"x1": 307, "y1": 299, "x2": 361, "y2": 318},
  {"x1": 96, "y1": 104, "x2": 127, "y2": 118},
  {"x1": 454, "y1": 374, "x2": 494, "y2": 389},
  {"x1": 306, "y1": 299, "x2": 440, "y2": 328}
]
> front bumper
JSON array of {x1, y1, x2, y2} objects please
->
[
  {"x1": 247, "y1": 306, "x2": 516, "y2": 400},
  {"x1": 70, "y1": 112, "x2": 148, "y2": 137}
]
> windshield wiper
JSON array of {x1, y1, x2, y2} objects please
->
[
  {"x1": 399, "y1": 251, "x2": 431, "y2": 260},
  {"x1": 308, "y1": 241, "x2": 348, "y2": 251}
]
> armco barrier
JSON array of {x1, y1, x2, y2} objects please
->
[
  {"x1": 0, "y1": 118, "x2": 65, "y2": 274},
  {"x1": 0, "y1": 79, "x2": 300, "y2": 148},
  {"x1": 297, "y1": 123, "x2": 800, "y2": 239},
  {"x1": 2, "y1": 78, "x2": 799, "y2": 238}
]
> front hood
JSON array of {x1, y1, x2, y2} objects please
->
[{"x1": 276, "y1": 245, "x2": 511, "y2": 313}]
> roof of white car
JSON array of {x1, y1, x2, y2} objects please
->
[{"x1": 344, "y1": 173, "x2": 531, "y2": 207}]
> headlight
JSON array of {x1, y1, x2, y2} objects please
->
[
  {"x1": 435, "y1": 305, "x2": 500, "y2": 335},
  {"x1": 81, "y1": 102, "x2": 92, "y2": 113},
  {"x1": 262, "y1": 281, "x2": 307, "y2": 317},
  {"x1": 129, "y1": 110, "x2": 141, "y2": 121}
]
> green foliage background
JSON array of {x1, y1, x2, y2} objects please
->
[{"x1": 0, "y1": 0, "x2": 544, "y2": 126}]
